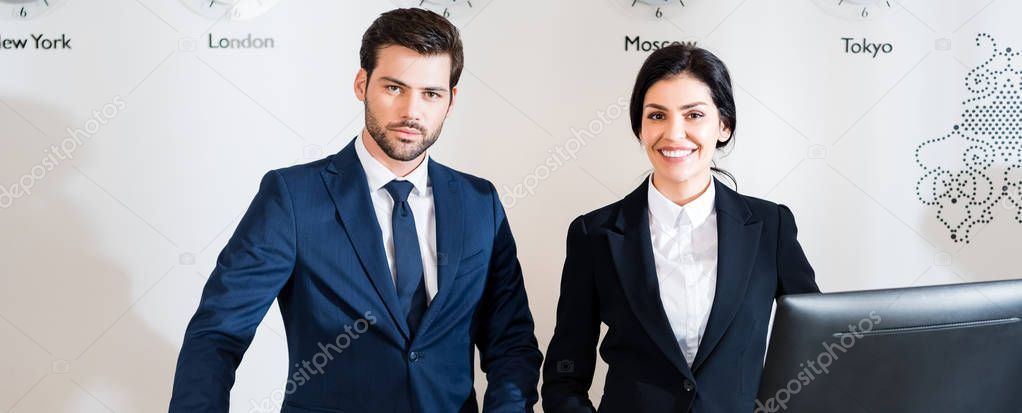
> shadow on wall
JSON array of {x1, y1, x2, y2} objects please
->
[{"x1": 0, "y1": 98, "x2": 179, "y2": 412}]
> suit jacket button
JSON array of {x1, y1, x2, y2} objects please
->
[
  {"x1": 409, "y1": 351, "x2": 420, "y2": 362},
  {"x1": 683, "y1": 380, "x2": 695, "y2": 392}
]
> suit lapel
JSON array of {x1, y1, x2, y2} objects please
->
[
  {"x1": 691, "y1": 178, "x2": 762, "y2": 372},
  {"x1": 415, "y1": 160, "x2": 464, "y2": 335},
  {"x1": 320, "y1": 140, "x2": 410, "y2": 339},
  {"x1": 607, "y1": 178, "x2": 696, "y2": 383}
]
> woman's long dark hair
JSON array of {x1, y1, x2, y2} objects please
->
[{"x1": 629, "y1": 44, "x2": 738, "y2": 189}]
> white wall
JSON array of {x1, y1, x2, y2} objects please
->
[{"x1": 1, "y1": 0, "x2": 1020, "y2": 411}]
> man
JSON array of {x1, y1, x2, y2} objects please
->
[{"x1": 169, "y1": 8, "x2": 542, "y2": 412}]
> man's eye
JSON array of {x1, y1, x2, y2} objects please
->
[
  {"x1": 426, "y1": 92, "x2": 441, "y2": 99},
  {"x1": 386, "y1": 85, "x2": 401, "y2": 93}
]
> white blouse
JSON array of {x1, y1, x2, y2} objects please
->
[{"x1": 647, "y1": 176, "x2": 719, "y2": 366}]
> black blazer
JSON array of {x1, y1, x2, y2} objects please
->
[{"x1": 542, "y1": 177, "x2": 820, "y2": 413}]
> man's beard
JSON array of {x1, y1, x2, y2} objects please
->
[{"x1": 365, "y1": 101, "x2": 444, "y2": 162}]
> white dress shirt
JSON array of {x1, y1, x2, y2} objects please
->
[
  {"x1": 647, "y1": 176, "x2": 718, "y2": 366},
  {"x1": 354, "y1": 135, "x2": 438, "y2": 303}
]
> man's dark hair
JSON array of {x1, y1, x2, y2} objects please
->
[{"x1": 360, "y1": 8, "x2": 465, "y2": 88}]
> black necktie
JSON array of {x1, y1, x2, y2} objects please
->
[{"x1": 383, "y1": 180, "x2": 428, "y2": 335}]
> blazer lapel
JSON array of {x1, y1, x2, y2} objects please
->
[
  {"x1": 607, "y1": 178, "x2": 696, "y2": 383},
  {"x1": 415, "y1": 160, "x2": 465, "y2": 335},
  {"x1": 320, "y1": 140, "x2": 410, "y2": 339},
  {"x1": 691, "y1": 178, "x2": 762, "y2": 372}
]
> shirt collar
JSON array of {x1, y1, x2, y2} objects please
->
[
  {"x1": 647, "y1": 175, "x2": 716, "y2": 229},
  {"x1": 354, "y1": 134, "x2": 430, "y2": 195}
]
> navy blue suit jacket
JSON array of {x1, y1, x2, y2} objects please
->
[
  {"x1": 542, "y1": 177, "x2": 819, "y2": 413},
  {"x1": 169, "y1": 139, "x2": 542, "y2": 412}
]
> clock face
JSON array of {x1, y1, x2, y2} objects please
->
[
  {"x1": 183, "y1": 0, "x2": 280, "y2": 21},
  {"x1": 618, "y1": 0, "x2": 687, "y2": 20},
  {"x1": 1, "y1": 0, "x2": 63, "y2": 20},
  {"x1": 813, "y1": 0, "x2": 896, "y2": 20},
  {"x1": 406, "y1": 0, "x2": 480, "y2": 20}
]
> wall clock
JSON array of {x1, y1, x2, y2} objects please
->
[
  {"x1": 813, "y1": 0, "x2": 896, "y2": 20},
  {"x1": 622, "y1": 0, "x2": 687, "y2": 20},
  {"x1": 1, "y1": 0, "x2": 63, "y2": 20},
  {"x1": 410, "y1": 0, "x2": 477, "y2": 19},
  {"x1": 183, "y1": 0, "x2": 280, "y2": 21}
]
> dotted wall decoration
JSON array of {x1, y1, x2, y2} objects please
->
[{"x1": 915, "y1": 33, "x2": 1022, "y2": 243}]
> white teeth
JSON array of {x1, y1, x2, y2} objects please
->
[{"x1": 660, "y1": 149, "x2": 695, "y2": 158}]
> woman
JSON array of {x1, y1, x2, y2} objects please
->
[{"x1": 542, "y1": 44, "x2": 820, "y2": 413}]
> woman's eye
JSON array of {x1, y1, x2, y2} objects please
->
[
  {"x1": 687, "y1": 112, "x2": 704, "y2": 119},
  {"x1": 647, "y1": 112, "x2": 665, "y2": 120}
]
